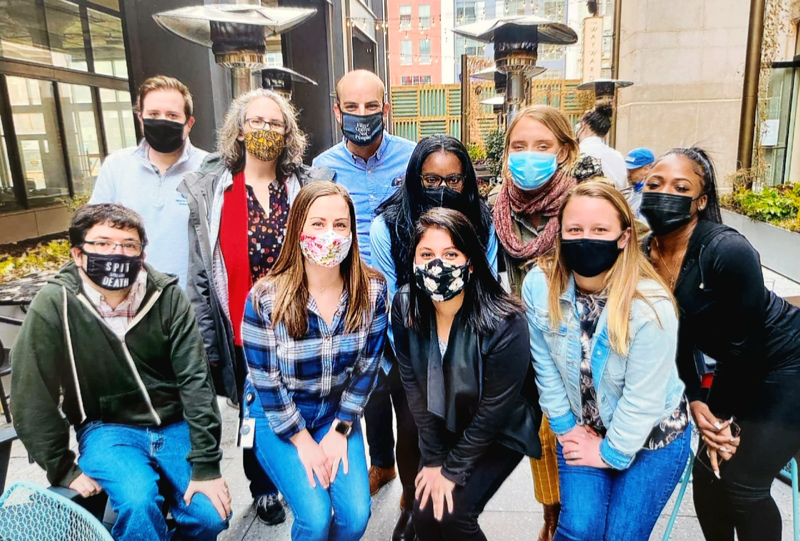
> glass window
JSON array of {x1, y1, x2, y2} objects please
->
[
  {"x1": 419, "y1": 5, "x2": 431, "y2": 29},
  {"x1": 7, "y1": 76, "x2": 70, "y2": 203},
  {"x1": 59, "y1": 83, "x2": 102, "y2": 196},
  {"x1": 88, "y1": 0, "x2": 120, "y2": 10},
  {"x1": 88, "y1": 8, "x2": 128, "y2": 79},
  {"x1": 420, "y1": 39, "x2": 431, "y2": 64},
  {"x1": 99, "y1": 88, "x2": 136, "y2": 153},
  {"x1": 401, "y1": 40, "x2": 413, "y2": 65},
  {"x1": 399, "y1": 6, "x2": 411, "y2": 30},
  {"x1": 0, "y1": 2, "x2": 53, "y2": 65},
  {"x1": 44, "y1": 0, "x2": 88, "y2": 72},
  {"x1": 0, "y1": 122, "x2": 16, "y2": 212}
]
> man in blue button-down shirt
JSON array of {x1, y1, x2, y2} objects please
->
[
  {"x1": 313, "y1": 70, "x2": 416, "y2": 535},
  {"x1": 313, "y1": 70, "x2": 415, "y2": 265}
]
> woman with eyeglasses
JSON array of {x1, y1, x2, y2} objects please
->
[
  {"x1": 369, "y1": 134, "x2": 497, "y2": 540},
  {"x1": 641, "y1": 147, "x2": 800, "y2": 541},
  {"x1": 181, "y1": 89, "x2": 333, "y2": 526}
]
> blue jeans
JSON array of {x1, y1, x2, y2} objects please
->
[
  {"x1": 555, "y1": 426, "x2": 691, "y2": 541},
  {"x1": 77, "y1": 420, "x2": 229, "y2": 541},
  {"x1": 252, "y1": 409, "x2": 371, "y2": 540}
]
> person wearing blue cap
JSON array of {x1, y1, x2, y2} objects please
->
[{"x1": 623, "y1": 147, "x2": 655, "y2": 218}]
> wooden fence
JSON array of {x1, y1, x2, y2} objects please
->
[{"x1": 390, "y1": 79, "x2": 588, "y2": 145}]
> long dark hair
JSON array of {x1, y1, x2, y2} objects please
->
[
  {"x1": 376, "y1": 134, "x2": 493, "y2": 289},
  {"x1": 405, "y1": 208, "x2": 522, "y2": 335},
  {"x1": 658, "y1": 146, "x2": 723, "y2": 223}
]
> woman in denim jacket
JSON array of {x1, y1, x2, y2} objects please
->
[{"x1": 523, "y1": 182, "x2": 691, "y2": 540}]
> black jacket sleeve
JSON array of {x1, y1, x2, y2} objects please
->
[
  {"x1": 441, "y1": 314, "x2": 530, "y2": 486},
  {"x1": 185, "y1": 221, "x2": 220, "y2": 364},
  {"x1": 705, "y1": 233, "x2": 767, "y2": 419},
  {"x1": 391, "y1": 295, "x2": 449, "y2": 467}
]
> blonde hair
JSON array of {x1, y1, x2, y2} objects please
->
[
  {"x1": 217, "y1": 89, "x2": 307, "y2": 176},
  {"x1": 137, "y1": 76, "x2": 193, "y2": 119},
  {"x1": 501, "y1": 105, "x2": 580, "y2": 179},
  {"x1": 539, "y1": 181, "x2": 675, "y2": 355},
  {"x1": 253, "y1": 181, "x2": 384, "y2": 339}
]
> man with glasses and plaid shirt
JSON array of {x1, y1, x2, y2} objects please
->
[{"x1": 11, "y1": 204, "x2": 229, "y2": 541}]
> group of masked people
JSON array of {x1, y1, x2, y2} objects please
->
[{"x1": 9, "y1": 69, "x2": 800, "y2": 541}]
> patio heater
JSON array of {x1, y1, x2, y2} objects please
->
[
  {"x1": 576, "y1": 78, "x2": 633, "y2": 106},
  {"x1": 153, "y1": 3, "x2": 316, "y2": 97},
  {"x1": 453, "y1": 16, "x2": 577, "y2": 121},
  {"x1": 261, "y1": 66, "x2": 317, "y2": 98}
]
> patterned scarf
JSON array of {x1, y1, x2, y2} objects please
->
[{"x1": 493, "y1": 168, "x2": 576, "y2": 260}]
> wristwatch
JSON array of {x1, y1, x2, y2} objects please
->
[{"x1": 333, "y1": 420, "x2": 352, "y2": 437}]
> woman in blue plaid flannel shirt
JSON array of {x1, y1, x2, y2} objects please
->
[{"x1": 241, "y1": 181, "x2": 388, "y2": 540}]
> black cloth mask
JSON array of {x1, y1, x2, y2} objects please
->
[
  {"x1": 419, "y1": 187, "x2": 469, "y2": 216},
  {"x1": 82, "y1": 252, "x2": 143, "y2": 291},
  {"x1": 640, "y1": 192, "x2": 698, "y2": 236},
  {"x1": 414, "y1": 258, "x2": 470, "y2": 302},
  {"x1": 143, "y1": 118, "x2": 186, "y2": 153},
  {"x1": 341, "y1": 111, "x2": 383, "y2": 147},
  {"x1": 561, "y1": 236, "x2": 622, "y2": 278}
]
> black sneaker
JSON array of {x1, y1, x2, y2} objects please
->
[{"x1": 255, "y1": 494, "x2": 286, "y2": 525}]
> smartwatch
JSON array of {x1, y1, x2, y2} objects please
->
[{"x1": 334, "y1": 420, "x2": 352, "y2": 437}]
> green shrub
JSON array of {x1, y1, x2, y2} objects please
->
[
  {"x1": 485, "y1": 129, "x2": 506, "y2": 179},
  {"x1": 0, "y1": 240, "x2": 71, "y2": 283},
  {"x1": 722, "y1": 183, "x2": 800, "y2": 232}
]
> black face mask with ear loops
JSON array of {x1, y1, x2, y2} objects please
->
[
  {"x1": 560, "y1": 235, "x2": 623, "y2": 278},
  {"x1": 640, "y1": 192, "x2": 703, "y2": 236}
]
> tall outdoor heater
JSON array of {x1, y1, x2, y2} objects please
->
[
  {"x1": 153, "y1": 4, "x2": 316, "y2": 97},
  {"x1": 453, "y1": 16, "x2": 577, "y2": 121},
  {"x1": 576, "y1": 78, "x2": 633, "y2": 105},
  {"x1": 261, "y1": 66, "x2": 317, "y2": 98}
]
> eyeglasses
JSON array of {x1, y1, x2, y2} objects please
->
[
  {"x1": 245, "y1": 118, "x2": 286, "y2": 132},
  {"x1": 421, "y1": 174, "x2": 465, "y2": 189},
  {"x1": 82, "y1": 240, "x2": 144, "y2": 256}
]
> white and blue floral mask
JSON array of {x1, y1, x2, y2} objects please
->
[{"x1": 414, "y1": 258, "x2": 470, "y2": 302}]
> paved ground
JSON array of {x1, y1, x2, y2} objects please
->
[{"x1": 5, "y1": 267, "x2": 800, "y2": 539}]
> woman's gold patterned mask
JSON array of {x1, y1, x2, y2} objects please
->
[{"x1": 244, "y1": 129, "x2": 285, "y2": 162}]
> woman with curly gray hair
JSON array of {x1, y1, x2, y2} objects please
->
[{"x1": 180, "y1": 89, "x2": 333, "y2": 525}]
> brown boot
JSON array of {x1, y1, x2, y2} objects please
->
[
  {"x1": 538, "y1": 503, "x2": 560, "y2": 541},
  {"x1": 368, "y1": 465, "x2": 397, "y2": 496}
]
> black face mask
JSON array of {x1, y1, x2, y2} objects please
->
[
  {"x1": 341, "y1": 111, "x2": 384, "y2": 147},
  {"x1": 82, "y1": 252, "x2": 143, "y2": 291},
  {"x1": 640, "y1": 192, "x2": 698, "y2": 236},
  {"x1": 143, "y1": 118, "x2": 186, "y2": 153},
  {"x1": 419, "y1": 187, "x2": 469, "y2": 216},
  {"x1": 560, "y1": 236, "x2": 622, "y2": 278}
]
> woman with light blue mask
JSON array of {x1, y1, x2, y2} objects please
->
[{"x1": 490, "y1": 104, "x2": 579, "y2": 541}]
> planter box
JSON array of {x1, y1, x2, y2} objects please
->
[{"x1": 722, "y1": 209, "x2": 800, "y2": 283}]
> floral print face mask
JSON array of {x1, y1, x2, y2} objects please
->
[
  {"x1": 300, "y1": 230, "x2": 353, "y2": 267},
  {"x1": 414, "y1": 258, "x2": 470, "y2": 302},
  {"x1": 244, "y1": 129, "x2": 285, "y2": 162}
]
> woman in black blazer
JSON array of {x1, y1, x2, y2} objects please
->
[
  {"x1": 392, "y1": 207, "x2": 540, "y2": 541},
  {"x1": 641, "y1": 146, "x2": 800, "y2": 541}
]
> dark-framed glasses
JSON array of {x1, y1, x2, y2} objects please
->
[
  {"x1": 421, "y1": 174, "x2": 465, "y2": 189},
  {"x1": 245, "y1": 118, "x2": 286, "y2": 132},
  {"x1": 82, "y1": 240, "x2": 144, "y2": 256}
]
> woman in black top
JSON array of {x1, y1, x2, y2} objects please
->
[
  {"x1": 392, "y1": 207, "x2": 540, "y2": 541},
  {"x1": 640, "y1": 146, "x2": 800, "y2": 541}
]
